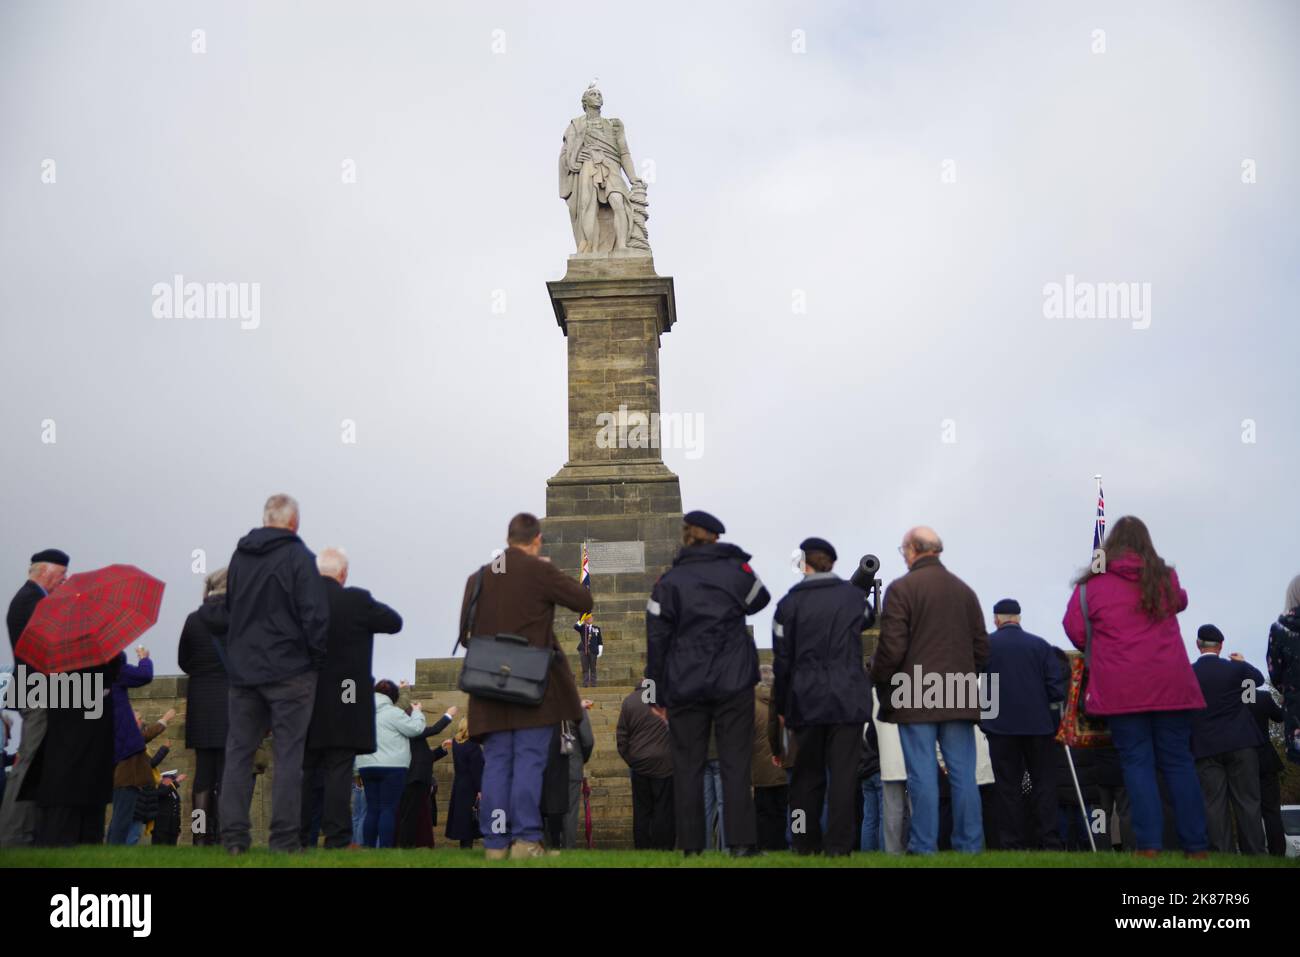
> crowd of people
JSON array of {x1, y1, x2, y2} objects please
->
[
  {"x1": 619, "y1": 513, "x2": 1299, "y2": 857},
  {"x1": 1, "y1": 497, "x2": 1297, "y2": 860}
]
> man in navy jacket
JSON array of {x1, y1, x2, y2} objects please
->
[
  {"x1": 772, "y1": 537, "x2": 873, "y2": 856},
  {"x1": 646, "y1": 510, "x2": 769, "y2": 856},
  {"x1": 979, "y1": 599, "x2": 1067, "y2": 850},
  {"x1": 1190, "y1": 625, "x2": 1267, "y2": 854},
  {"x1": 203, "y1": 494, "x2": 329, "y2": 854}
]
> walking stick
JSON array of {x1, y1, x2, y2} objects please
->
[{"x1": 1062, "y1": 743, "x2": 1097, "y2": 852}]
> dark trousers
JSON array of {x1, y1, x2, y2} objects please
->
[
  {"x1": 668, "y1": 688, "x2": 756, "y2": 851},
  {"x1": 981, "y1": 781, "x2": 1002, "y2": 850},
  {"x1": 1196, "y1": 747, "x2": 1266, "y2": 854},
  {"x1": 191, "y1": 748, "x2": 225, "y2": 845},
  {"x1": 193, "y1": 748, "x2": 225, "y2": 792},
  {"x1": 300, "y1": 747, "x2": 355, "y2": 849},
  {"x1": 754, "y1": 784, "x2": 789, "y2": 851},
  {"x1": 360, "y1": 767, "x2": 407, "y2": 847},
  {"x1": 789, "y1": 724, "x2": 860, "y2": 855},
  {"x1": 630, "y1": 771, "x2": 675, "y2": 849},
  {"x1": 1260, "y1": 769, "x2": 1285, "y2": 855},
  {"x1": 987, "y1": 733, "x2": 1062, "y2": 850},
  {"x1": 395, "y1": 781, "x2": 435, "y2": 848},
  {"x1": 220, "y1": 670, "x2": 318, "y2": 852},
  {"x1": 36, "y1": 805, "x2": 106, "y2": 847},
  {"x1": 580, "y1": 653, "x2": 598, "y2": 686}
]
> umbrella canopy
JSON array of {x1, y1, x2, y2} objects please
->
[{"x1": 16, "y1": 564, "x2": 165, "y2": 673}]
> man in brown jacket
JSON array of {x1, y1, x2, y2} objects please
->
[
  {"x1": 617, "y1": 681, "x2": 675, "y2": 849},
  {"x1": 458, "y1": 513, "x2": 592, "y2": 860},
  {"x1": 752, "y1": 668, "x2": 789, "y2": 850},
  {"x1": 872, "y1": 526, "x2": 989, "y2": 854}
]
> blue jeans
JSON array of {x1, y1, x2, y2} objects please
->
[
  {"x1": 1107, "y1": 711, "x2": 1208, "y2": 852},
  {"x1": 107, "y1": 787, "x2": 139, "y2": 845},
  {"x1": 127, "y1": 820, "x2": 145, "y2": 845},
  {"x1": 898, "y1": 721, "x2": 983, "y2": 854},
  {"x1": 359, "y1": 767, "x2": 407, "y2": 848},
  {"x1": 479, "y1": 725, "x2": 552, "y2": 850},
  {"x1": 703, "y1": 760, "x2": 726, "y2": 850},
  {"x1": 860, "y1": 773, "x2": 883, "y2": 851},
  {"x1": 351, "y1": 780, "x2": 366, "y2": 845}
]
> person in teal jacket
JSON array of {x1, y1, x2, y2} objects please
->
[{"x1": 355, "y1": 680, "x2": 426, "y2": 847}]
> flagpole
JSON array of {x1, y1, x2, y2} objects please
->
[{"x1": 1092, "y1": 473, "x2": 1103, "y2": 555}]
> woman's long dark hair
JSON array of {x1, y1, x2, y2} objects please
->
[{"x1": 1073, "y1": 515, "x2": 1178, "y2": 620}]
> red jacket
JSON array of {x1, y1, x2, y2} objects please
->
[{"x1": 1062, "y1": 554, "x2": 1204, "y2": 716}]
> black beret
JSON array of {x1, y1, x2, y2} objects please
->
[
  {"x1": 30, "y1": 548, "x2": 70, "y2": 566},
  {"x1": 799, "y1": 537, "x2": 837, "y2": 562},
  {"x1": 1197, "y1": 624, "x2": 1225, "y2": 645},
  {"x1": 682, "y1": 510, "x2": 725, "y2": 535},
  {"x1": 993, "y1": 598, "x2": 1021, "y2": 615}
]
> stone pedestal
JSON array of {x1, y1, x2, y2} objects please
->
[{"x1": 541, "y1": 255, "x2": 682, "y2": 676}]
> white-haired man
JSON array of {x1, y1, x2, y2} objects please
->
[
  {"x1": 872, "y1": 527, "x2": 989, "y2": 854},
  {"x1": 203, "y1": 494, "x2": 329, "y2": 853},
  {"x1": 300, "y1": 546, "x2": 403, "y2": 849}
]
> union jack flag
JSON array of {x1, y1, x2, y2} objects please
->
[
  {"x1": 577, "y1": 541, "x2": 592, "y2": 626},
  {"x1": 1093, "y1": 481, "x2": 1106, "y2": 552}
]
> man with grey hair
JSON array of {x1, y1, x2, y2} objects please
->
[
  {"x1": 873, "y1": 526, "x2": 989, "y2": 854},
  {"x1": 203, "y1": 494, "x2": 329, "y2": 853},
  {"x1": 0, "y1": 548, "x2": 69, "y2": 846},
  {"x1": 300, "y1": 546, "x2": 403, "y2": 849}
]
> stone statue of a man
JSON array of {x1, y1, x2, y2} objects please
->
[{"x1": 559, "y1": 87, "x2": 651, "y2": 256}]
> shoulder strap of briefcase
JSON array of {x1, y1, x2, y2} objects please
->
[{"x1": 452, "y1": 566, "x2": 487, "y2": 656}]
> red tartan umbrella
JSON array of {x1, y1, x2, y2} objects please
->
[{"x1": 16, "y1": 564, "x2": 165, "y2": 672}]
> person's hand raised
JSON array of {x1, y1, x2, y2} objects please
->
[
  {"x1": 411, "y1": 700, "x2": 423, "y2": 712},
  {"x1": 446, "y1": 704, "x2": 459, "y2": 717},
  {"x1": 136, "y1": 645, "x2": 150, "y2": 660},
  {"x1": 441, "y1": 739, "x2": 453, "y2": 750},
  {"x1": 162, "y1": 708, "x2": 177, "y2": 723}
]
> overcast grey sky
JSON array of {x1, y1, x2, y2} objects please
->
[{"x1": 2, "y1": 0, "x2": 1297, "y2": 684}]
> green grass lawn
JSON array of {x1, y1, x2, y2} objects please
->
[{"x1": 3, "y1": 846, "x2": 1295, "y2": 868}]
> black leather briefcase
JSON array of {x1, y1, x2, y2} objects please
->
[{"x1": 452, "y1": 567, "x2": 552, "y2": 707}]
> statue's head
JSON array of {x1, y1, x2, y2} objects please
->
[{"x1": 581, "y1": 87, "x2": 603, "y2": 111}]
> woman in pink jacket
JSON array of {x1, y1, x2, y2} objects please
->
[{"x1": 1063, "y1": 516, "x2": 1208, "y2": 856}]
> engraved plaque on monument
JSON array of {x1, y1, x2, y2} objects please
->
[{"x1": 586, "y1": 540, "x2": 646, "y2": 575}]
